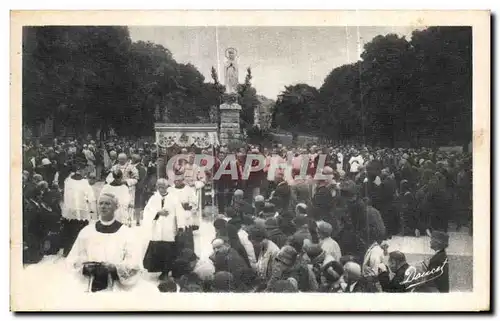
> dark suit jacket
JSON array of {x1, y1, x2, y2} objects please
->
[
  {"x1": 269, "y1": 181, "x2": 291, "y2": 213},
  {"x1": 211, "y1": 248, "x2": 253, "y2": 288},
  {"x1": 311, "y1": 185, "x2": 335, "y2": 222},
  {"x1": 427, "y1": 249, "x2": 449, "y2": 293},
  {"x1": 233, "y1": 200, "x2": 254, "y2": 217},
  {"x1": 267, "y1": 228, "x2": 288, "y2": 249},
  {"x1": 378, "y1": 263, "x2": 411, "y2": 292},
  {"x1": 134, "y1": 163, "x2": 147, "y2": 207}
]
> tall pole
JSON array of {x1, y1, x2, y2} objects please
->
[
  {"x1": 215, "y1": 25, "x2": 221, "y2": 82},
  {"x1": 355, "y1": 13, "x2": 365, "y2": 147},
  {"x1": 356, "y1": 10, "x2": 369, "y2": 246},
  {"x1": 345, "y1": 25, "x2": 351, "y2": 63}
]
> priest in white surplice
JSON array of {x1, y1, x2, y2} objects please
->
[
  {"x1": 141, "y1": 178, "x2": 187, "y2": 280},
  {"x1": 66, "y1": 193, "x2": 146, "y2": 292},
  {"x1": 61, "y1": 166, "x2": 97, "y2": 257},
  {"x1": 180, "y1": 152, "x2": 206, "y2": 231},
  {"x1": 100, "y1": 169, "x2": 131, "y2": 225},
  {"x1": 105, "y1": 153, "x2": 138, "y2": 217},
  {"x1": 167, "y1": 152, "x2": 206, "y2": 230},
  {"x1": 167, "y1": 169, "x2": 198, "y2": 252}
]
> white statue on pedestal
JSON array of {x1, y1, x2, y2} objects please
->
[
  {"x1": 254, "y1": 106, "x2": 260, "y2": 128},
  {"x1": 224, "y1": 48, "x2": 239, "y2": 94}
]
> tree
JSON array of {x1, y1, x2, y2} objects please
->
[
  {"x1": 23, "y1": 28, "x2": 230, "y2": 138},
  {"x1": 410, "y1": 27, "x2": 472, "y2": 147},
  {"x1": 273, "y1": 83, "x2": 319, "y2": 143},
  {"x1": 359, "y1": 34, "x2": 414, "y2": 146},
  {"x1": 318, "y1": 62, "x2": 362, "y2": 142},
  {"x1": 23, "y1": 26, "x2": 133, "y2": 137},
  {"x1": 237, "y1": 67, "x2": 260, "y2": 130},
  {"x1": 300, "y1": 27, "x2": 472, "y2": 147}
]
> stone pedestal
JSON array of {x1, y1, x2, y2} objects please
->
[{"x1": 219, "y1": 101, "x2": 242, "y2": 146}]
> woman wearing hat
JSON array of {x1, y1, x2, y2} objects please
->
[
  {"x1": 247, "y1": 225, "x2": 280, "y2": 291},
  {"x1": 319, "y1": 261, "x2": 345, "y2": 292},
  {"x1": 266, "y1": 245, "x2": 318, "y2": 292},
  {"x1": 37, "y1": 158, "x2": 57, "y2": 184}
]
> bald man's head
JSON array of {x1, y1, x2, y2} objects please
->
[
  {"x1": 317, "y1": 166, "x2": 334, "y2": 184},
  {"x1": 344, "y1": 262, "x2": 361, "y2": 282},
  {"x1": 118, "y1": 153, "x2": 127, "y2": 165},
  {"x1": 323, "y1": 166, "x2": 334, "y2": 175},
  {"x1": 211, "y1": 238, "x2": 228, "y2": 253},
  {"x1": 131, "y1": 154, "x2": 141, "y2": 164},
  {"x1": 233, "y1": 189, "x2": 244, "y2": 201},
  {"x1": 32, "y1": 174, "x2": 43, "y2": 183}
]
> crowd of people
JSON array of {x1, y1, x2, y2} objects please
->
[{"x1": 21, "y1": 136, "x2": 472, "y2": 293}]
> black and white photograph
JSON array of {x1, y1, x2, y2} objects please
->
[{"x1": 10, "y1": 10, "x2": 490, "y2": 311}]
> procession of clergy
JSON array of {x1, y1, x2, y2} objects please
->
[{"x1": 22, "y1": 140, "x2": 464, "y2": 293}]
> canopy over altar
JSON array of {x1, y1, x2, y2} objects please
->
[
  {"x1": 154, "y1": 123, "x2": 220, "y2": 149},
  {"x1": 154, "y1": 123, "x2": 219, "y2": 219}
]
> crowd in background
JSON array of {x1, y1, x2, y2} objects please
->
[{"x1": 21, "y1": 136, "x2": 472, "y2": 293}]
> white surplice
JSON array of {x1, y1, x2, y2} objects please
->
[
  {"x1": 105, "y1": 162, "x2": 139, "y2": 207},
  {"x1": 62, "y1": 175, "x2": 96, "y2": 221},
  {"x1": 140, "y1": 191, "x2": 187, "y2": 261},
  {"x1": 166, "y1": 185, "x2": 198, "y2": 228},
  {"x1": 65, "y1": 221, "x2": 148, "y2": 292},
  {"x1": 142, "y1": 191, "x2": 186, "y2": 241},
  {"x1": 167, "y1": 164, "x2": 206, "y2": 227}
]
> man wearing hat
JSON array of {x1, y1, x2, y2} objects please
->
[
  {"x1": 264, "y1": 218, "x2": 287, "y2": 248},
  {"x1": 291, "y1": 214, "x2": 314, "y2": 249},
  {"x1": 317, "y1": 221, "x2": 342, "y2": 261},
  {"x1": 255, "y1": 202, "x2": 279, "y2": 229},
  {"x1": 267, "y1": 170, "x2": 291, "y2": 214},
  {"x1": 37, "y1": 158, "x2": 56, "y2": 184},
  {"x1": 311, "y1": 166, "x2": 336, "y2": 225},
  {"x1": 421, "y1": 231, "x2": 450, "y2": 292}
]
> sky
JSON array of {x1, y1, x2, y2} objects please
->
[{"x1": 129, "y1": 26, "x2": 417, "y2": 100}]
